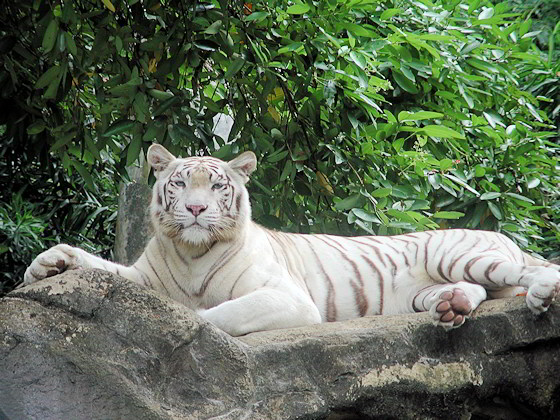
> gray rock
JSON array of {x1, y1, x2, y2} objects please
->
[
  {"x1": 1, "y1": 269, "x2": 560, "y2": 420},
  {"x1": 114, "y1": 182, "x2": 153, "y2": 265},
  {"x1": 114, "y1": 150, "x2": 153, "y2": 266}
]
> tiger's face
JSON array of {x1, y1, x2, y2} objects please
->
[{"x1": 147, "y1": 144, "x2": 257, "y2": 246}]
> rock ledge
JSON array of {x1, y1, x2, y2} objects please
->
[{"x1": 1, "y1": 269, "x2": 559, "y2": 419}]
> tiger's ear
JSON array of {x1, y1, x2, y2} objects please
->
[
  {"x1": 229, "y1": 151, "x2": 257, "y2": 183},
  {"x1": 147, "y1": 144, "x2": 176, "y2": 174}
]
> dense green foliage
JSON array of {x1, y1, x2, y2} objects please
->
[
  {"x1": 1, "y1": 0, "x2": 559, "y2": 293},
  {"x1": 507, "y1": 0, "x2": 560, "y2": 128},
  {"x1": 0, "y1": 152, "x2": 118, "y2": 293}
]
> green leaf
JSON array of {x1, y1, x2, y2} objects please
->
[
  {"x1": 126, "y1": 136, "x2": 143, "y2": 166},
  {"x1": 278, "y1": 42, "x2": 304, "y2": 55},
  {"x1": 391, "y1": 185, "x2": 416, "y2": 199},
  {"x1": 519, "y1": 19, "x2": 532, "y2": 37},
  {"x1": 467, "y1": 58, "x2": 500, "y2": 74},
  {"x1": 398, "y1": 111, "x2": 444, "y2": 122},
  {"x1": 244, "y1": 11, "x2": 269, "y2": 22},
  {"x1": 64, "y1": 32, "x2": 78, "y2": 56},
  {"x1": 371, "y1": 188, "x2": 392, "y2": 198},
  {"x1": 439, "y1": 159, "x2": 453, "y2": 170},
  {"x1": 57, "y1": 32, "x2": 66, "y2": 52},
  {"x1": 401, "y1": 65, "x2": 415, "y2": 81},
  {"x1": 71, "y1": 160, "x2": 95, "y2": 191},
  {"x1": 349, "y1": 51, "x2": 366, "y2": 70},
  {"x1": 108, "y1": 84, "x2": 137, "y2": 98},
  {"x1": 342, "y1": 22, "x2": 376, "y2": 38},
  {"x1": 170, "y1": 123, "x2": 194, "y2": 142},
  {"x1": 478, "y1": 7, "x2": 494, "y2": 20},
  {"x1": 280, "y1": 160, "x2": 293, "y2": 182},
  {"x1": 483, "y1": 111, "x2": 505, "y2": 128},
  {"x1": 287, "y1": 4, "x2": 310, "y2": 14},
  {"x1": 521, "y1": 30, "x2": 542, "y2": 39},
  {"x1": 527, "y1": 178, "x2": 540, "y2": 189},
  {"x1": 194, "y1": 40, "x2": 218, "y2": 52},
  {"x1": 324, "y1": 80, "x2": 336, "y2": 107},
  {"x1": 387, "y1": 209, "x2": 416, "y2": 223},
  {"x1": 102, "y1": 119, "x2": 136, "y2": 137},
  {"x1": 153, "y1": 96, "x2": 181, "y2": 117},
  {"x1": 84, "y1": 132, "x2": 101, "y2": 161},
  {"x1": 480, "y1": 192, "x2": 501, "y2": 200},
  {"x1": 444, "y1": 174, "x2": 480, "y2": 196},
  {"x1": 392, "y1": 70, "x2": 419, "y2": 94},
  {"x1": 267, "y1": 150, "x2": 289, "y2": 163},
  {"x1": 101, "y1": 0, "x2": 116, "y2": 12},
  {"x1": 43, "y1": 72, "x2": 63, "y2": 100},
  {"x1": 42, "y1": 19, "x2": 59, "y2": 52},
  {"x1": 35, "y1": 66, "x2": 61, "y2": 89},
  {"x1": 504, "y1": 193, "x2": 535, "y2": 204},
  {"x1": 27, "y1": 120, "x2": 46, "y2": 135},
  {"x1": 352, "y1": 208, "x2": 381, "y2": 223},
  {"x1": 334, "y1": 194, "x2": 363, "y2": 211},
  {"x1": 501, "y1": 223, "x2": 519, "y2": 232},
  {"x1": 392, "y1": 137, "x2": 405, "y2": 153},
  {"x1": 420, "y1": 125, "x2": 465, "y2": 139},
  {"x1": 224, "y1": 58, "x2": 245, "y2": 80},
  {"x1": 351, "y1": 63, "x2": 369, "y2": 89},
  {"x1": 148, "y1": 89, "x2": 175, "y2": 100},
  {"x1": 132, "y1": 92, "x2": 149, "y2": 123},
  {"x1": 115, "y1": 35, "x2": 123, "y2": 53},
  {"x1": 433, "y1": 211, "x2": 465, "y2": 219},
  {"x1": 487, "y1": 201, "x2": 502, "y2": 220},
  {"x1": 457, "y1": 81, "x2": 474, "y2": 108},
  {"x1": 380, "y1": 8, "x2": 401, "y2": 21},
  {"x1": 50, "y1": 131, "x2": 77, "y2": 152},
  {"x1": 460, "y1": 41, "x2": 481, "y2": 55},
  {"x1": 204, "y1": 20, "x2": 222, "y2": 35}
]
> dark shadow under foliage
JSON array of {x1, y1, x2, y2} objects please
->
[{"x1": 1, "y1": 0, "x2": 559, "y2": 295}]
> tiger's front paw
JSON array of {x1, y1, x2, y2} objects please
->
[
  {"x1": 429, "y1": 287, "x2": 473, "y2": 330},
  {"x1": 24, "y1": 244, "x2": 85, "y2": 285},
  {"x1": 526, "y1": 279, "x2": 560, "y2": 314}
]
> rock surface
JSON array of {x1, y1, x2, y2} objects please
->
[
  {"x1": 1, "y1": 269, "x2": 560, "y2": 420},
  {"x1": 114, "y1": 182, "x2": 153, "y2": 265}
]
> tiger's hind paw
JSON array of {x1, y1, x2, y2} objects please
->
[
  {"x1": 429, "y1": 287, "x2": 473, "y2": 330},
  {"x1": 526, "y1": 279, "x2": 560, "y2": 315}
]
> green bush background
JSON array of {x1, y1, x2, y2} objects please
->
[{"x1": 1, "y1": 0, "x2": 559, "y2": 295}]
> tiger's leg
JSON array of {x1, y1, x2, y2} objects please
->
[
  {"x1": 412, "y1": 282, "x2": 487, "y2": 329},
  {"x1": 24, "y1": 243, "x2": 140, "y2": 286},
  {"x1": 197, "y1": 288, "x2": 322, "y2": 336},
  {"x1": 458, "y1": 258, "x2": 560, "y2": 315},
  {"x1": 429, "y1": 253, "x2": 560, "y2": 317}
]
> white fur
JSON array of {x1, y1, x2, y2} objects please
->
[{"x1": 24, "y1": 145, "x2": 560, "y2": 336}]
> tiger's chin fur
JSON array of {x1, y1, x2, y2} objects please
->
[{"x1": 24, "y1": 143, "x2": 560, "y2": 337}]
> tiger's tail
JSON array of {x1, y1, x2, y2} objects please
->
[
  {"x1": 488, "y1": 252, "x2": 560, "y2": 299},
  {"x1": 523, "y1": 252, "x2": 560, "y2": 271}
]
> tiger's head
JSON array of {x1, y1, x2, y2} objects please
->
[{"x1": 147, "y1": 144, "x2": 257, "y2": 246}]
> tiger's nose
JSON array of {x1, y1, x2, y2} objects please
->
[{"x1": 186, "y1": 204, "x2": 207, "y2": 217}]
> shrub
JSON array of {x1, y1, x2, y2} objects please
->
[
  {"x1": 1, "y1": 0, "x2": 559, "y2": 294},
  {"x1": 0, "y1": 145, "x2": 118, "y2": 293},
  {"x1": 0, "y1": 195, "x2": 53, "y2": 294}
]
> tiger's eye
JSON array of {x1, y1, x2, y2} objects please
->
[
  {"x1": 212, "y1": 183, "x2": 224, "y2": 190},
  {"x1": 175, "y1": 180, "x2": 186, "y2": 187}
]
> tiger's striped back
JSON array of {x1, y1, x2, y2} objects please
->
[{"x1": 261, "y1": 228, "x2": 530, "y2": 322}]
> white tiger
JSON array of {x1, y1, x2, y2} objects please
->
[{"x1": 24, "y1": 144, "x2": 560, "y2": 336}]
